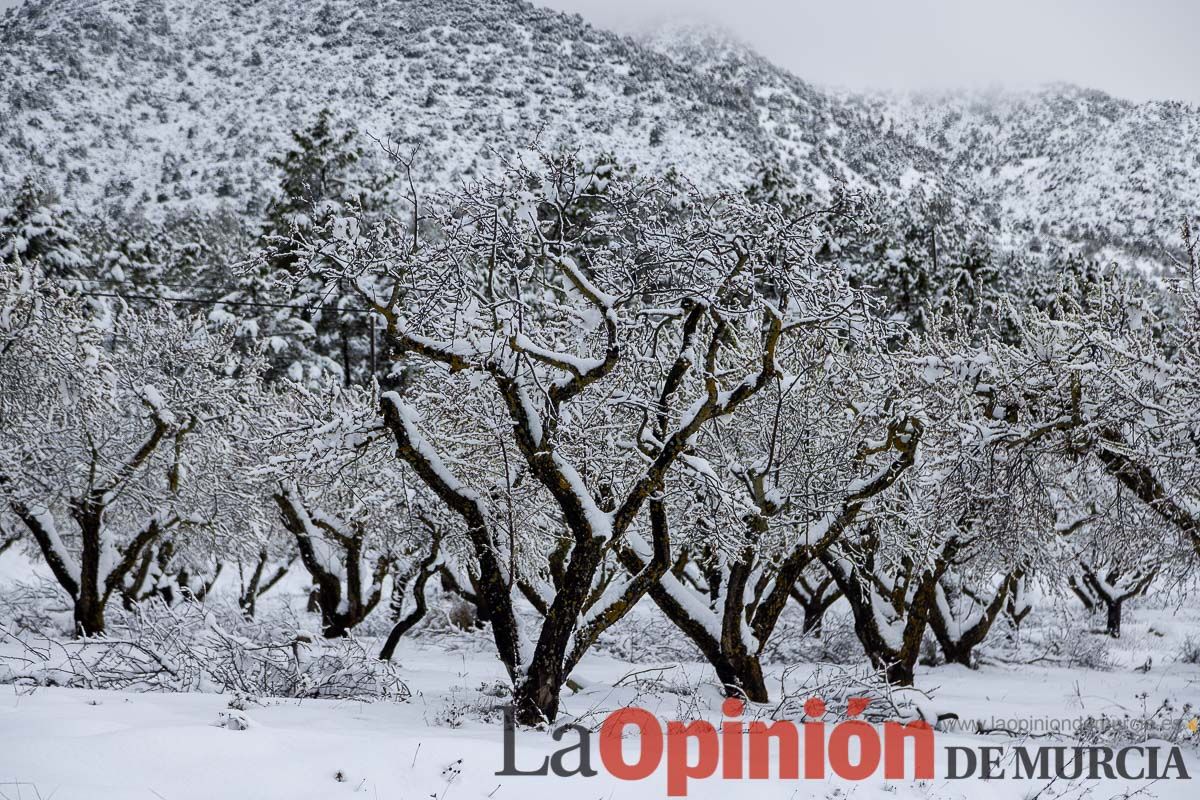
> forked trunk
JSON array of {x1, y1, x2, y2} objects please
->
[
  {"x1": 818, "y1": 546, "x2": 943, "y2": 688},
  {"x1": 1078, "y1": 564, "x2": 1153, "y2": 640},
  {"x1": 928, "y1": 575, "x2": 1015, "y2": 668}
]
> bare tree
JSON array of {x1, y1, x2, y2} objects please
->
[
  {"x1": 790, "y1": 562, "x2": 842, "y2": 637},
  {"x1": 257, "y1": 382, "x2": 446, "y2": 640},
  {"x1": 0, "y1": 270, "x2": 262, "y2": 635},
  {"x1": 281, "y1": 151, "x2": 865, "y2": 723},
  {"x1": 622, "y1": 344, "x2": 922, "y2": 699}
]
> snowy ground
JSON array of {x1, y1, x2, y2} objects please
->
[
  {"x1": 2, "y1": 641, "x2": 1199, "y2": 799},
  {"x1": 2, "y1": 551, "x2": 1200, "y2": 800}
]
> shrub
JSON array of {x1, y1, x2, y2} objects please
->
[
  {"x1": 1177, "y1": 634, "x2": 1200, "y2": 665},
  {"x1": 0, "y1": 599, "x2": 411, "y2": 702}
]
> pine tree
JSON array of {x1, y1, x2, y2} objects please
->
[
  {"x1": 0, "y1": 177, "x2": 87, "y2": 277},
  {"x1": 744, "y1": 157, "x2": 806, "y2": 214},
  {"x1": 261, "y1": 108, "x2": 365, "y2": 264},
  {"x1": 826, "y1": 186, "x2": 1006, "y2": 336},
  {"x1": 220, "y1": 111, "x2": 390, "y2": 386}
]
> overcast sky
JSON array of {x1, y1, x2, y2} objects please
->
[
  {"x1": 538, "y1": 0, "x2": 1199, "y2": 104},
  {"x1": 1, "y1": 0, "x2": 1194, "y2": 103}
]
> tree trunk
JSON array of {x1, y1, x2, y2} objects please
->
[
  {"x1": 712, "y1": 650, "x2": 769, "y2": 702},
  {"x1": 803, "y1": 611, "x2": 823, "y2": 636},
  {"x1": 638, "y1": 567, "x2": 771, "y2": 702},
  {"x1": 791, "y1": 573, "x2": 841, "y2": 638},
  {"x1": 818, "y1": 546, "x2": 942, "y2": 688},
  {"x1": 514, "y1": 655, "x2": 565, "y2": 726},
  {"x1": 883, "y1": 657, "x2": 916, "y2": 686},
  {"x1": 73, "y1": 505, "x2": 105, "y2": 636},
  {"x1": 275, "y1": 490, "x2": 386, "y2": 639},
  {"x1": 378, "y1": 612, "x2": 421, "y2": 662},
  {"x1": 511, "y1": 533, "x2": 608, "y2": 726},
  {"x1": 1105, "y1": 600, "x2": 1122, "y2": 639},
  {"x1": 379, "y1": 531, "x2": 441, "y2": 662},
  {"x1": 1079, "y1": 564, "x2": 1153, "y2": 640},
  {"x1": 238, "y1": 552, "x2": 292, "y2": 619},
  {"x1": 627, "y1": 548, "x2": 768, "y2": 702},
  {"x1": 322, "y1": 616, "x2": 351, "y2": 639},
  {"x1": 928, "y1": 575, "x2": 1015, "y2": 668},
  {"x1": 512, "y1": 579, "x2": 597, "y2": 726},
  {"x1": 1005, "y1": 572, "x2": 1032, "y2": 637},
  {"x1": 718, "y1": 557, "x2": 770, "y2": 702},
  {"x1": 938, "y1": 639, "x2": 973, "y2": 668},
  {"x1": 73, "y1": 590, "x2": 106, "y2": 637}
]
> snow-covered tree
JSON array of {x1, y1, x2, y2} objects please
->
[
  {"x1": 627, "y1": 332, "x2": 922, "y2": 698},
  {"x1": 261, "y1": 109, "x2": 380, "y2": 259},
  {"x1": 288, "y1": 151, "x2": 870, "y2": 723},
  {"x1": 816, "y1": 522, "x2": 949, "y2": 684},
  {"x1": 1051, "y1": 460, "x2": 1181, "y2": 638},
  {"x1": 919, "y1": 447, "x2": 1057, "y2": 667},
  {"x1": 802, "y1": 184, "x2": 1008, "y2": 337},
  {"x1": 213, "y1": 111, "x2": 394, "y2": 387},
  {"x1": 0, "y1": 269, "x2": 263, "y2": 635},
  {"x1": 0, "y1": 177, "x2": 87, "y2": 278},
  {"x1": 256, "y1": 381, "x2": 445, "y2": 641},
  {"x1": 909, "y1": 249, "x2": 1200, "y2": 649},
  {"x1": 923, "y1": 260, "x2": 1199, "y2": 562},
  {"x1": 121, "y1": 535, "x2": 224, "y2": 608},
  {"x1": 783, "y1": 318, "x2": 1070, "y2": 679}
]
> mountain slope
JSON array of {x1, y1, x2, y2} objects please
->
[
  {"x1": 873, "y1": 86, "x2": 1200, "y2": 255},
  {"x1": 1, "y1": 0, "x2": 1197, "y2": 262},
  {"x1": 0, "y1": 0, "x2": 940, "y2": 222}
]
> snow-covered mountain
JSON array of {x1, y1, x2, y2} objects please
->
[
  {"x1": 873, "y1": 86, "x2": 1200, "y2": 256},
  {"x1": 1, "y1": 0, "x2": 1197, "y2": 260},
  {"x1": 0, "y1": 0, "x2": 937, "y2": 216}
]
